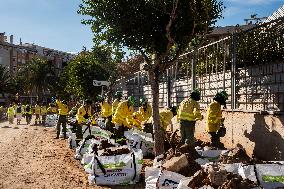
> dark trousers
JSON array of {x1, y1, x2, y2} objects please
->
[
  {"x1": 105, "y1": 116, "x2": 114, "y2": 132},
  {"x1": 75, "y1": 123, "x2": 83, "y2": 140},
  {"x1": 26, "y1": 114, "x2": 32, "y2": 124},
  {"x1": 35, "y1": 114, "x2": 40, "y2": 125},
  {"x1": 42, "y1": 115, "x2": 46, "y2": 126},
  {"x1": 209, "y1": 132, "x2": 221, "y2": 147},
  {"x1": 180, "y1": 120, "x2": 196, "y2": 146},
  {"x1": 56, "y1": 115, "x2": 67, "y2": 138},
  {"x1": 143, "y1": 123, "x2": 153, "y2": 134}
]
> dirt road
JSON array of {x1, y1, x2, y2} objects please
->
[{"x1": 0, "y1": 120, "x2": 107, "y2": 189}]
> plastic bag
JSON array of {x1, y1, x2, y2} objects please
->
[
  {"x1": 74, "y1": 138, "x2": 96, "y2": 160},
  {"x1": 256, "y1": 164, "x2": 284, "y2": 189},
  {"x1": 45, "y1": 115, "x2": 58, "y2": 127},
  {"x1": 145, "y1": 167, "x2": 190, "y2": 189},
  {"x1": 68, "y1": 133, "x2": 77, "y2": 149},
  {"x1": 124, "y1": 129, "x2": 154, "y2": 156},
  {"x1": 91, "y1": 149, "x2": 143, "y2": 185}
]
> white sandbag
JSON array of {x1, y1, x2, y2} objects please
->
[
  {"x1": 67, "y1": 133, "x2": 77, "y2": 149},
  {"x1": 124, "y1": 129, "x2": 154, "y2": 156},
  {"x1": 45, "y1": 114, "x2": 58, "y2": 127},
  {"x1": 177, "y1": 177, "x2": 192, "y2": 189},
  {"x1": 82, "y1": 153, "x2": 94, "y2": 174},
  {"x1": 196, "y1": 149, "x2": 227, "y2": 161},
  {"x1": 256, "y1": 164, "x2": 284, "y2": 189},
  {"x1": 195, "y1": 158, "x2": 210, "y2": 166},
  {"x1": 238, "y1": 165, "x2": 257, "y2": 183},
  {"x1": 145, "y1": 167, "x2": 162, "y2": 189},
  {"x1": 223, "y1": 163, "x2": 241, "y2": 175},
  {"x1": 145, "y1": 166, "x2": 189, "y2": 189},
  {"x1": 92, "y1": 149, "x2": 143, "y2": 185},
  {"x1": 74, "y1": 138, "x2": 96, "y2": 160},
  {"x1": 82, "y1": 125, "x2": 111, "y2": 140},
  {"x1": 153, "y1": 154, "x2": 165, "y2": 168},
  {"x1": 158, "y1": 170, "x2": 187, "y2": 189}
]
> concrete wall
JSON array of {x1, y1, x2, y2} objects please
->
[{"x1": 194, "y1": 110, "x2": 284, "y2": 161}]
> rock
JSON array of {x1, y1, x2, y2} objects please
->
[
  {"x1": 187, "y1": 170, "x2": 211, "y2": 188},
  {"x1": 218, "y1": 172, "x2": 258, "y2": 189},
  {"x1": 208, "y1": 164, "x2": 227, "y2": 186},
  {"x1": 177, "y1": 144, "x2": 201, "y2": 159},
  {"x1": 163, "y1": 154, "x2": 189, "y2": 173},
  {"x1": 178, "y1": 155, "x2": 202, "y2": 177}
]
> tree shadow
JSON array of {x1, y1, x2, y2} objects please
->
[{"x1": 244, "y1": 114, "x2": 284, "y2": 161}]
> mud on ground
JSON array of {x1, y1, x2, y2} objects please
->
[{"x1": 0, "y1": 121, "x2": 144, "y2": 189}]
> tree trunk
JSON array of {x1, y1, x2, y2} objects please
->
[{"x1": 149, "y1": 70, "x2": 164, "y2": 157}]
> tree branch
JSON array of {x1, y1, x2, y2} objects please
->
[{"x1": 165, "y1": 0, "x2": 179, "y2": 55}]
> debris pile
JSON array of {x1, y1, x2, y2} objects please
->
[
  {"x1": 219, "y1": 172, "x2": 258, "y2": 189},
  {"x1": 219, "y1": 147, "x2": 251, "y2": 164},
  {"x1": 187, "y1": 165, "x2": 259, "y2": 189}
]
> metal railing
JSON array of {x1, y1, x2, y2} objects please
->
[{"x1": 115, "y1": 17, "x2": 284, "y2": 112}]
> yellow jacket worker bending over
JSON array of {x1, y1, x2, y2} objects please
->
[
  {"x1": 133, "y1": 97, "x2": 152, "y2": 129},
  {"x1": 112, "y1": 96, "x2": 135, "y2": 129},
  {"x1": 206, "y1": 91, "x2": 228, "y2": 147}
]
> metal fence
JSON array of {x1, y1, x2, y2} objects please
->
[{"x1": 115, "y1": 17, "x2": 284, "y2": 112}]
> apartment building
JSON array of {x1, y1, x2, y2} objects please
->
[{"x1": 0, "y1": 32, "x2": 75, "y2": 75}]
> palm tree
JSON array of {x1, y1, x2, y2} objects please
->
[
  {"x1": 18, "y1": 58, "x2": 56, "y2": 98},
  {"x1": 0, "y1": 65, "x2": 12, "y2": 96}
]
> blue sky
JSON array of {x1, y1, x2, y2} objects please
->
[{"x1": 0, "y1": 0, "x2": 283, "y2": 53}]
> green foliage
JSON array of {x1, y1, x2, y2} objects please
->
[
  {"x1": 16, "y1": 58, "x2": 56, "y2": 97},
  {"x1": 64, "y1": 51, "x2": 110, "y2": 99},
  {"x1": 0, "y1": 65, "x2": 13, "y2": 95},
  {"x1": 78, "y1": 0, "x2": 223, "y2": 156},
  {"x1": 78, "y1": 0, "x2": 223, "y2": 61}
]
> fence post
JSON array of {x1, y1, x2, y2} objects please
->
[
  {"x1": 231, "y1": 33, "x2": 237, "y2": 110},
  {"x1": 167, "y1": 69, "x2": 171, "y2": 107},
  {"x1": 191, "y1": 51, "x2": 197, "y2": 91}
]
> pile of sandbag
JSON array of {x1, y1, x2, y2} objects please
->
[{"x1": 68, "y1": 123, "x2": 145, "y2": 186}]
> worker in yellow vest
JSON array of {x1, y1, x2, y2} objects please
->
[
  {"x1": 145, "y1": 106, "x2": 177, "y2": 134},
  {"x1": 41, "y1": 102, "x2": 48, "y2": 126},
  {"x1": 75, "y1": 99, "x2": 92, "y2": 140},
  {"x1": 98, "y1": 95, "x2": 113, "y2": 131},
  {"x1": 25, "y1": 103, "x2": 33, "y2": 125},
  {"x1": 112, "y1": 96, "x2": 135, "y2": 141},
  {"x1": 55, "y1": 98, "x2": 69, "y2": 139},
  {"x1": 34, "y1": 102, "x2": 41, "y2": 125},
  {"x1": 15, "y1": 103, "x2": 23, "y2": 125},
  {"x1": 7, "y1": 104, "x2": 15, "y2": 125},
  {"x1": 133, "y1": 97, "x2": 152, "y2": 129},
  {"x1": 206, "y1": 91, "x2": 228, "y2": 147},
  {"x1": 177, "y1": 89, "x2": 203, "y2": 146}
]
